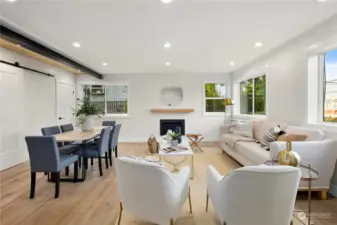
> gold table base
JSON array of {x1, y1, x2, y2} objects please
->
[{"x1": 159, "y1": 155, "x2": 194, "y2": 180}]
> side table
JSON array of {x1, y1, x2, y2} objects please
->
[
  {"x1": 186, "y1": 134, "x2": 204, "y2": 152},
  {"x1": 265, "y1": 160, "x2": 319, "y2": 225}
]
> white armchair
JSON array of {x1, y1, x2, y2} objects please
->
[
  {"x1": 115, "y1": 157, "x2": 192, "y2": 225},
  {"x1": 270, "y1": 139, "x2": 336, "y2": 199},
  {"x1": 207, "y1": 165, "x2": 301, "y2": 225}
]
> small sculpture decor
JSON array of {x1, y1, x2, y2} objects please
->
[
  {"x1": 277, "y1": 141, "x2": 301, "y2": 167},
  {"x1": 147, "y1": 135, "x2": 159, "y2": 154}
]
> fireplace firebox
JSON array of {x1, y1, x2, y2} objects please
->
[{"x1": 160, "y1": 119, "x2": 185, "y2": 135}]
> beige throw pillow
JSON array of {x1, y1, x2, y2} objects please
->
[{"x1": 278, "y1": 134, "x2": 308, "y2": 142}]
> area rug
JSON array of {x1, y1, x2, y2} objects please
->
[{"x1": 115, "y1": 148, "x2": 303, "y2": 225}]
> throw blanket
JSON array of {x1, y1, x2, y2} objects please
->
[{"x1": 222, "y1": 133, "x2": 256, "y2": 149}]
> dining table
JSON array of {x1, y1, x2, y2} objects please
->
[{"x1": 54, "y1": 126, "x2": 107, "y2": 182}]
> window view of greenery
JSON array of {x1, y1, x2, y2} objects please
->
[
  {"x1": 83, "y1": 85, "x2": 128, "y2": 115},
  {"x1": 254, "y1": 75, "x2": 266, "y2": 115},
  {"x1": 240, "y1": 79, "x2": 253, "y2": 115},
  {"x1": 324, "y1": 49, "x2": 337, "y2": 123},
  {"x1": 205, "y1": 83, "x2": 226, "y2": 113},
  {"x1": 240, "y1": 75, "x2": 266, "y2": 115}
]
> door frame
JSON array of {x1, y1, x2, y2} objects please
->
[{"x1": 56, "y1": 81, "x2": 75, "y2": 125}]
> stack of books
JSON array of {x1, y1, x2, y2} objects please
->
[{"x1": 162, "y1": 146, "x2": 189, "y2": 153}]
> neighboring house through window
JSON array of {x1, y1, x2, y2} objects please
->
[
  {"x1": 83, "y1": 84, "x2": 129, "y2": 115},
  {"x1": 323, "y1": 49, "x2": 337, "y2": 123}
]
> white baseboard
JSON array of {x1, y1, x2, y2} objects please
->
[
  {"x1": 329, "y1": 184, "x2": 337, "y2": 197},
  {"x1": 0, "y1": 150, "x2": 26, "y2": 171}
]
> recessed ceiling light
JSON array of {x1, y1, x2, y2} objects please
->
[
  {"x1": 254, "y1": 42, "x2": 263, "y2": 47},
  {"x1": 229, "y1": 61, "x2": 235, "y2": 66},
  {"x1": 72, "y1": 42, "x2": 81, "y2": 48},
  {"x1": 164, "y1": 42, "x2": 171, "y2": 49},
  {"x1": 162, "y1": 0, "x2": 173, "y2": 4},
  {"x1": 316, "y1": 0, "x2": 327, "y2": 2},
  {"x1": 5, "y1": 0, "x2": 17, "y2": 3},
  {"x1": 102, "y1": 62, "x2": 108, "y2": 66},
  {"x1": 165, "y1": 62, "x2": 171, "y2": 66}
]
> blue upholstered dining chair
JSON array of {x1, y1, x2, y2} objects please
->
[
  {"x1": 60, "y1": 124, "x2": 74, "y2": 133},
  {"x1": 41, "y1": 126, "x2": 80, "y2": 175},
  {"x1": 25, "y1": 136, "x2": 79, "y2": 199},
  {"x1": 108, "y1": 124, "x2": 121, "y2": 165},
  {"x1": 102, "y1": 120, "x2": 116, "y2": 127},
  {"x1": 75, "y1": 127, "x2": 111, "y2": 176}
]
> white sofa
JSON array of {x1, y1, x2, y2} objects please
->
[{"x1": 220, "y1": 120, "x2": 337, "y2": 199}]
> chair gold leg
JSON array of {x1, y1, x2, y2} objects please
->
[
  {"x1": 290, "y1": 220, "x2": 293, "y2": 225},
  {"x1": 117, "y1": 202, "x2": 123, "y2": 225},
  {"x1": 188, "y1": 187, "x2": 192, "y2": 213},
  {"x1": 206, "y1": 191, "x2": 209, "y2": 212},
  {"x1": 170, "y1": 218, "x2": 174, "y2": 225}
]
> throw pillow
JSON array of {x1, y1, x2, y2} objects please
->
[
  {"x1": 260, "y1": 126, "x2": 281, "y2": 149},
  {"x1": 278, "y1": 133, "x2": 308, "y2": 142},
  {"x1": 232, "y1": 123, "x2": 253, "y2": 138}
]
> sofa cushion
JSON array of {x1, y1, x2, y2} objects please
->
[
  {"x1": 235, "y1": 142, "x2": 271, "y2": 165},
  {"x1": 232, "y1": 122, "x2": 253, "y2": 138},
  {"x1": 285, "y1": 126, "x2": 325, "y2": 141}
]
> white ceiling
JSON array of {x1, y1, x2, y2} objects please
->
[{"x1": 1, "y1": 0, "x2": 337, "y2": 75}]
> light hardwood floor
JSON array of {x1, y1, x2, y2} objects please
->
[{"x1": 0, "y1": 142, "x2": 336, "y2": 225}]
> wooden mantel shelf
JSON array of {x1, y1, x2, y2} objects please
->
[{"x1": 151, "y1": 108, "x2": 194, "y2": 113}]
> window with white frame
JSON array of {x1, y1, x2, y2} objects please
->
[
  {"x1": 239, "y1": 75, "x2": 266, "y2": 115},
  {"x1": 204, "y1": 83, "x2": 226, "y2": 113},
  {"x1": 323, "y1": 49, "x2": 337, "y2": 123},
  {"x1": 83, "y1": 84, "x2": 128, "y2": 115}
]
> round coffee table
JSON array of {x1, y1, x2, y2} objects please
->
[{"x1": 264, "y1": 160, "x2": 319, "y2": 225}]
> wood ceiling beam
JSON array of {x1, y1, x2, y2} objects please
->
[{"x1": 0, "y1": 25, "x2": 103, "y2": 79}]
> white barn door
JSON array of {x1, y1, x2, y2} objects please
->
[{"x1": 0, "y1": 64, "x2": 24, "y2": 170}]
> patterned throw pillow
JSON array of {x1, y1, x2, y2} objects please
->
[{"x1": 260, "y1": 126, "x2": 281, "y2": 149}]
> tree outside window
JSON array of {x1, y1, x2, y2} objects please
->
[
  {"x1": 204, "y1": 83, "x2": 226, "y2": 113},
  {"x1": 239, "y1": 75, "x2": 266, "y2": 115}
]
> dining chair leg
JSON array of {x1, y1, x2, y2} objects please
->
[
  {"x1": 188, "y1": 187, "x2": 193, "y2": 213},
  {"x1": 90, "y1": 157, "x2": 94, "y2": 166},
  {"x1": 85, "y1": 157, "x2": 89, "y2": 169},
  {"x1": 74, "y1": 162, "x2": 78, "y2": 183},
  {"x1": 30, "y1": 172, "x2": 36, "y2": 199},
  {"x1": 98, "y1": 157, "x2": 103, "y2": 176},
  {"x1": 206, "y1": 191, "x2": 209, "y2": 212},
  {"x1": 115, "y1": 146, "x2": 118, "y2": 158},
  {"x1": 54, "y1": 172, "x2": 60, "y2": 199},
  {"x1": 105, "y1": 152, "x2": 109, "y2": 169},
  {"x1": 117, "y1": 202, "x2": 123, "y2": 225},
  {"x1": 108, "y1": 149, "x2": 112, "y2": 166},
  {"x1": 65, "y1": 166, "x2": 69, "y2": 176},
  {"x1": 78, "y1": 157, "x2": 82, "y2": 168}
]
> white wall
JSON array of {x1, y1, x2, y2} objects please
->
[
  {"x1": 76, "y1": 73, "x2": 231, "y2": 142},
  {"x1": 0, "y1": 47, "x2": 76, "y2": 170},
  {"x1": 231, "y1": 16, "x2": 337, "y2": 196}
]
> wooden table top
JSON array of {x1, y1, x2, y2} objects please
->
[{"x1": 55, "y1": 126, "x2": 106, "y2": 142}]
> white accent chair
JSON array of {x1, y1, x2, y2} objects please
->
[
  {"x1": 115, "y1": 157, "x2": 192, "y2": 225},
  {"x1": 207, "y1": 165, "x2": 301, "y2": 225}
]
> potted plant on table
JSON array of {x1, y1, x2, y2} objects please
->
[
  {"x1": 169, "y1": 131, "x2": 181, "y2": 147},
  {"x1": 74, "y1": 87, "x2": 103, "y2": 131}
]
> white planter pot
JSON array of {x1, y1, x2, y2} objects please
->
[
  {"x1": 171, "y1": 140, "x2": 178, "y2": 147},
  {"x1": 81, "y1": 116, "x2": 95, "y2": 131}
]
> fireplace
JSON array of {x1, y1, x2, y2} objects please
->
[{"x1": 160, "y1": 119, "x2": 185, "y2": 135}]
